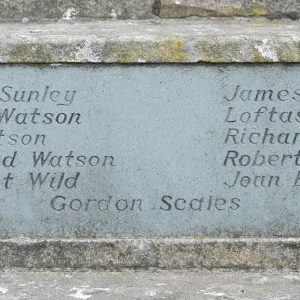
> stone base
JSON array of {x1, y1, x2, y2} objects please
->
[
  {"x1": 1, "y1": 238, "x2": 299, "y2": 270},
  {"x1": 0, "y1": 19, "x2": 300, "y2": 271}
]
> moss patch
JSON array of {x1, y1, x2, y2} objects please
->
[
  {"x1": 194, "y1": 235, "x2": 205, "y2": 240},
  {"x1": 113, "y1": 38, "x2": 188, "y2": 63},
  {"x1": 197, "y1": 37, "x2": 244, "y2": 63},
  {"x1": 161, "y1": 3, "x2": 269, "y2": 18},
  {"x1": 8, "y1": 43, "x2": 55, "y2": 63},
  {"x1": 276, "y1": 45, "x2": 300, "y2": 62},
  {"x1": 252, "y1": 7, "x2": 268, "y2": 17},
  {"x1": 224, "y1": 5, "x2": 268, "y2": 17},
  {"x1": 253, "y1": 48, "x2": 273, "y2": 62},
  {"x1": 160, "y1": 4, "x2": 217, "y2": 18}
]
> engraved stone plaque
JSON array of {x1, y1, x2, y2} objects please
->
[{"x1": 1, "y1": 65, "x2": 300, "y2": 237}]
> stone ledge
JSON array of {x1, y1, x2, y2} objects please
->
[
  {"x1": 1, "y1": 19, "x2": 300, "y2": 63},
  {"x1": 0, "y1": 238, "x2": 299, "y2": 270}
]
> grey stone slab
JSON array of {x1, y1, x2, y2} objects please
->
[
  {"x1": 0, "y1": 270, "x2": 299, "y2": 299},
  {"x1": 1, "y1": 19, "x2": 300, "y2": 63},
  {"x1": 0, "y1": 0, "x2": 158, "y2": 22},
  {"x1": 160, "y1": 0, "x2": 300, "y2": 19},
  {"x1": 0, "y1": 65, "x2": 300, "y2": 238},
  {"x1": 0, "y1": 237, "x2": 300, "y2": 271},
  {"x1": 0, "y1": 238, "x2": 299, "y2": 270}
]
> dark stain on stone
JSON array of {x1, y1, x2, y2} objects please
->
[{"x1": 152, "y1": 0, "x2": 160, "y2": 16}]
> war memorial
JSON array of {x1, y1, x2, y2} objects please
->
[{"x1": 0, "y1": 0, "x2": 299, "y2": 273}]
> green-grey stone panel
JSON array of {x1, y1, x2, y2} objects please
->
[{"x1": 0, "y1": 65, "x2": 299, "y2": 237}]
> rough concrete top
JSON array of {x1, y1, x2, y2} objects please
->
[
  {"x1": 1, "y1": 270, "x2": 300, "y2": 299},
  {"x1": 2, "y1": 19, "x2": 300, "y2": 63},
  {"x1": 0, "y1": 0, "x2": 299, "y2": 21}
]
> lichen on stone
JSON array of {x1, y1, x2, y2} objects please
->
[
  {"x1": 161, "y1": 3, "x2": 270, "y2": 19},
  {"x1": 196, "y1": 37, "x2": 244, "y2": 63},
  {"x1": 276, "y1": 44, "x2": 300, "y2": 62},
  {"x1": 8, "y1": 43, "x2": 55, "y2": 63},
  {"x1": 252, "y1": 48, "x2": 272, "y2": 62},
  {"x1": 112, "y1": 38, "x2": 188, "y2": 63}
]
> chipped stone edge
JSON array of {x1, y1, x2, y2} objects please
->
[
  {"x1": 0, "y1": 238, "x2": 299, "y2": 270},
  {"x1": 2, "y1": 25, "x2": 300, "y2": 63}
]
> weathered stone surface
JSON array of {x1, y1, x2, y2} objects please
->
[
  {"x1": 0, "y1": 238, "x2": 299, "y2": 270},
  {"x1": 1, "y1": 270, "x2": 300, "y2": 299},
  {"x1": 0, "y1": 0, "x2": 158, "y2": 22},
  {"x1": 160, "y1": 0, "x2": 300, "y2": 20},
  {"x1": 1, "y1": 19, "x2": 300, "y2": 63},
  {"x1": 0, "y1": 0, "x2": 299, "y2": 21}
]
